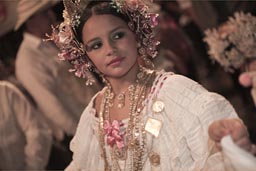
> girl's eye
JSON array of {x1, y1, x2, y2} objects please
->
[
  {"x1": 86, "y1": 42, "x2": 102, "y2": 51},
  {"x1": 112, "y1": 32, "x2": 125, "y2": 40}
]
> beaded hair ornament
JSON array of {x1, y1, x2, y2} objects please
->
[
  {"x1": 47, "y1": 0, "x2": 159, "y2": 85},
  {"x1": 204, "y1": 12, "x2": 256, "y2": 72}
]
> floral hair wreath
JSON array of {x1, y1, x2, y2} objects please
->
[
  {"x1": 204, "y1": 12, "x2": 256, "y2": 73},
  {"x1": 47, "y1": 0, "x2": 159, "y2": 85}
]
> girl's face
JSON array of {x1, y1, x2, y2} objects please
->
[{"x1": 82, "y1": 14, "x2": 139, "y2": 79}]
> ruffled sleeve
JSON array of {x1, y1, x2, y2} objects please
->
[{"x1": 65, "y1": 92, "x2": 104, "y2": 171}]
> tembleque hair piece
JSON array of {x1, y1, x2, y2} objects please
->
[
  {"x1": 204, "y1": 12, "x2": 256, "y2": 72},
  {"x1": 46, "y1": 0, "x2": 159, "y2": 85}
]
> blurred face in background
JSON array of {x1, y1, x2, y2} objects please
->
[{"x1": 26, "y1": 7, "x2": 57, "y2": 37}]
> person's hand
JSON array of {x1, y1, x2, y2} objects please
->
[
  {"x1": 208, "y1": 118, "x2": 254, "y2": 154},
  {"x1": 239, "y1": 71, "x2": 256, "y2": 106}
]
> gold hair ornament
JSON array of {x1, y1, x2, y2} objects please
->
[{"x1": 46, "y1": 0, "x2": 159, "y2": 85}]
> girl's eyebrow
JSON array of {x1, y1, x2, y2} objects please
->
[
  {"x1": 85, "y1": 26, "x2": 126, "y2": 44},
  {"x1": 110, "y1": 26, "x2": 125, "y2": 34},
  {"x1": 85, "y1": 37, "x2": 100, "y2": 45}
]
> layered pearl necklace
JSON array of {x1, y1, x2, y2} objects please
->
[{"x1": 99, "y1": 67, "x2": 156, "y2": 171}]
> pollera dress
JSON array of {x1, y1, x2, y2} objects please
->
[{"x1": 66, "y1": 70, "x2": 238, "y2": 171}]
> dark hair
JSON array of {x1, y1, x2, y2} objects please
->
[{"x1": 75, "y1": 1, "x2": 129, "y2": 43}]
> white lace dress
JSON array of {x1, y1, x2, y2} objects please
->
[{"x1": 65, "y1": 71, "x2": 238, "y2": 171}]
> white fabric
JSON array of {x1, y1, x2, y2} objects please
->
[
  {"x1": 221, "y1": 135, "x2": 256, "y2": 171},
  {"x1": 65, "y1": 71, "x2": 238, "y2": 171},
  {"x1": 0, "y1": 81, "x2": 52, "y2": 170},
  {"x1": 15, "y1": 33, "x2": 99, "y2": 140}
]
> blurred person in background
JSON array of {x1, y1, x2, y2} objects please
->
[
  {"x1": 0, "y1": 58, "x2": 52, "y2": 170},
  {"x1": 0, "y1": 2, "x2": 52, "y2": 170},
  {"x1": 14, "y1": 0, "x2": 101, "y2": 169},
  {"x1": 0, "y1": 81, "x2": 52, "y2": 170}
]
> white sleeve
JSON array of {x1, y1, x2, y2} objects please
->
[
  {"x1": 159, "y1": 74, "x2": 238, "y2": 170},
  {"x1": 10, "y1": 84, "x2": 53, "y2": 170},
  {"x1": 65, "y1": 93, "x2": 104, "y2": 170},
  {"x1": 16, "y1": 57, "x2": 78, "y2": 136}
]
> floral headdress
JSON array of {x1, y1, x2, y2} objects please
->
[
  {"x1": 204, "y1": 12, "x2": 256, "y2": 72},
  {"x1": 47, "y1": 0, "x2": 159, "y2": 85}
]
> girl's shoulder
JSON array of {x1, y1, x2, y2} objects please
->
[
  {"x1": 93, "y1": 88, "x2": 105, "y2": 116},
  {"x1": 154, "y1": 70, "x2": 197, "y2": 84},
  {"x1": 153, "y1": 70, "x2": 205, "y2": 93}
]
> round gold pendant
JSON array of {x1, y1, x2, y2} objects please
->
[
  {"x1": 114, "y1": 146, "x2": 127, "y2": 160},
  {"x1": 149, "y1": 151, "x2": 160, "y2": 166},
  {"x1": 152, "y1": 100, "x2": 165, "y2": 113}
]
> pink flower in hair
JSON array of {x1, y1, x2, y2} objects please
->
[
  {"x1": 150, "y1": 13, "x2": 159, "y2": 26},
  {"x1": 58, "y1": 50, "x2": 71, "y2": 61}
]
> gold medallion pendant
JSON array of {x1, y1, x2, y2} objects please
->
[
  {"x1": 117, "y1": 92, "x2": 125, "y2": 109},
  {"x1": 113, "y1": 145, "x2": 127, "y2": 160},
  {"x1": 149, "y1": 151, "x2": 160, "y2": 166}
]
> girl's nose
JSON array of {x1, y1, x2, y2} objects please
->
[{"x1": 105, "y1": 40, "x2": 117, "y2": 56}]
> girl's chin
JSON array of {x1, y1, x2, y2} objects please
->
[{"x1": 105, "y1": 70, "x2": 129, "y2": 79}]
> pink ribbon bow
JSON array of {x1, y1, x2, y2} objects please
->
[{"x1": 103, "y1": 120, "x2": 125, "y2": 149}]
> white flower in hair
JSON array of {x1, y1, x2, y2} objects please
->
[{"x1": 204, "y1": 12, "x2": 256, "y2": 72}]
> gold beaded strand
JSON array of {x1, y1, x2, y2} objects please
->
[{"x1": 99, "y1": 67, "x2": 156, "y2": 171}]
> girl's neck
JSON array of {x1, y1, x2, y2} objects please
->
[{"x1": 106, "y1": 65, "x2": 140, "y2": 95}]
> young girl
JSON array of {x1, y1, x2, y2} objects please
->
[{"x1": 49, "y1": 0, "x2": 254, "y2": 170}]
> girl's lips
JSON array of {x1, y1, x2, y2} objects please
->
[{"x1": 108, "y1": 57, "x2": 125, "y2": 66}]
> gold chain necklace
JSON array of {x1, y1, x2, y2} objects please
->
[
  {"x1": 105, "y1": 84, "x2": 134, "y2": 109},
  {"x1": 99, "y1": 67, "x2": 155, "y2": 171},
  {"x1": 105, "y1": 78, "x2": 139, "y2": 109}
]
